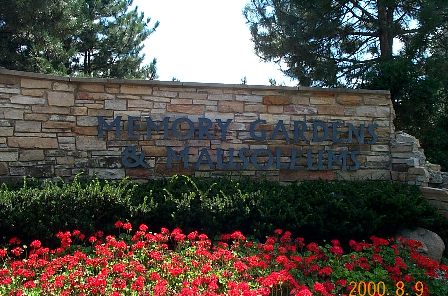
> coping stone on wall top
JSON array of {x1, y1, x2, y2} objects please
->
[{"x1": 0, "y1": 67, "x2": 390, "y2": 96}]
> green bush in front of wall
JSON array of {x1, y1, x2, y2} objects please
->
[
  {"x1": 1, "y1": 175, "x2": 447, "y2": 249},
  {"x1": 0, "y1": 176, "x2": 136, "y2": 244}
]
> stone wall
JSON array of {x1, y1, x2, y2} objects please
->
[{"x1": 0, "y1": 68, "x2": 398, "y2": 182}]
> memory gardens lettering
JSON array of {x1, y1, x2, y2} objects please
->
[{"x1": 97, "y1": 116, "x2": 378, "y2": 171}]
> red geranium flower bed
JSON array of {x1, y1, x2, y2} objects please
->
[{"x1": 1, "y1": 221, "x2": 447, "y2": 295}]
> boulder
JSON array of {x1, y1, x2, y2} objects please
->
[{"x1": 396, "y1": 227, "x2": 445, "y2": 263}]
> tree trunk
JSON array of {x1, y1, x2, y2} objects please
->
[{"x1": 377, "y1": 0, "x2": 394, "y2": 61}]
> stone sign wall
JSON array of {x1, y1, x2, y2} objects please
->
[{"x1": 0, "y1": 68, "x2": 410, "y2": 183}]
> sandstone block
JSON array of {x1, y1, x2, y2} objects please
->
[
  {"x1": 366, "y1": 155, "x2": 390, "y2": 162},
  {"x1": 364, "y1": 96, "x2": 390, "y2": 106},
  {"x1": 0, "y1": 163, "x2": 8, "y2": 175},
  {"x1": 8, "y1": 137, "x2": 58, "y2": 149},
  {"x1": 0, "y1": 127, "x2": 13, "y2": 136},
  {"x1": 15, "y1": 121, "x2": 42, "y2": 132},
  {"x1": 0, "y1": 151, "x2": 18, "y2": 161},
  {"x1": 290, "y1": 96, "x2": 310, "y2": 105},
  {"x1": 336, "y1": 95, "x2": 362, "y2": 105},
  {"x1": 310, "y1": 96, "x2": 336, "y2": 105},
  {"x1": 79, "y1": 84, "x2": 105, "y2": 92},
  {"x1": 192, "y1": 99, "x2": 216, "y2": 106},
  {"x1": 48, "y1": 91, "x2": 74, "y2": 106},
  {"x1": 4, "y1": 110, "x2": 24, "y2": 120},
  {"x1": 57, "y1": 156, "x2": 75, "y2": 165},
  {"x1": 19, "y1": 150, "x2": 44, "y2": 161},
  {"x1": 24, "y1": 113, "x2": 48, "y2": 121},
  {"x1": 53, "y1": 82, "x2": 75, "y2": 92},
  {"x1": 0, "y1": 87, "x2": 20, "y2": 94},
  {"x1": 263, "y1": 95, "x2": 291, "y2": 105},
  {"x1": 244, "y1": 104, "x2": 267, "y2": 113},
  {"x1": 371, "y1": 145, "x2": 390, "y2": 152},
  {"x1": 356, "y1": 106, "x2": 390, "y2": 117},
  {"x1": 105, "y1": 99, "x2": 127, "y2": 110},
  {"x1": 167, "y1": 104, "x2": 204, "y2": 114},
  {"x1": 235, "y1": 95, "x2": 262, "y2": 103},
  {"x1": 71, "y1": 106, "x2": 88, "y2": 115},
  {"x1": 77, "y1": 92, "x2": 114, "y2": 101},
  {"x1": 121, "y1": 85, "x2": 152, "y2": 95},
  {"x1": 152, "y1": 90, "x2": 177, "y2": 98},
  {"x1": 87, "y1": 109, "x2": 114, "y2": 117},
  {"x1": 21, "y1": 89, "x2": 46, "y2": 97},
  {"x1": 126, "y1": 168, "x2": 152, "y2": 178},
  {"x1": 318, "y1": 105, "x2": 345, "y2": 115},
  {"x1": 284, "y1": 105, "x2": 317, "y2": 115},
  {"x1": 267, "y1": 105, "x2": 283, "y2": 114},
  {"x1": 179, "y1": 92, "x2": 207, "y2": 99},
  {"x1": 77, "y1": 116, "x2": 98, "y2": 127},
  {"x1": 89, "y1": 168, "x2": 125, "y2": 179},
  {"x1": 0, "y1": 75, "x2": 20, "y2": 85},
  {"x1": 49, "y1": 115, "x2": 75, "y2": 122},
  {"x1": 10, "y1": 95, "x2": 46, "y2": 105},
  {"x1": 76, "y1": 136, "x2": 106, "y2": 150},
  {"x1": 43, "y1": 121, "x2": 74, "y2": 129},
  {"x1": 218, "y1": 101, "x2": 244, "y2": 113},
  {"x1": 142, "y1": 146, "x2": 167, "y2": 157},
  {"x1": 21, "y1": 78, "x2": 52, "y2": 89},
  {"x1": 128, "y1": 100, "x2": 154, "y2": 108},
  {"x1": 208, "y1": 94, "x2": 233, "y2": 101},
  {"x1": 105, "y1": 85, "x2": 120, "y2": 93},
  {"x1": 171, "y1": 98, "x2": 193, "y2": 105},
  {"x1": 32, "y1": 106, "x2": 70, "y2": 114}
]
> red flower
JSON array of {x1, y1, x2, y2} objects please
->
[
  {"x1": 138, "y1": 224, "x2": 148, "y2": 232},
  {"x1": 122, "y1": 222, "x2": 132, "y2": 231},
  {"x1": 314, "y1": 282, "x2": 329, "y2": 295},
  {"x1": 30, "y1": 240, "x2": 42, "y2": 249}
]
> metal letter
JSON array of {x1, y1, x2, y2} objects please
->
[
  {"x1": 249, "y1": 119, "x2": 267, "y2": 141},
  {"x1": 198, "y1": 117, "x2": 214, "y2": 140},
  {"x1": 312, "y1": 120, "x2": 329, "y2": 142},
  {"x1": 217, "y1": 148, "x2": 237, "y2": 170},
  {"x1": 271, "y1": 120, "x2": 290, "y2": 143},
  {"x1": 166, "y1": 146, "x2": 190, "y2": 169},
  {"x1": 250, "y1": 149, "x2": 274, "y2": 170},
  {"x1": 127, "y1": 116, "x2": 139, "y2": 140},
  {"x1": 293, "y1": 120, "x2": 308, "y2": 143},
  {"x1": 216, "y1": 119, "x2": 232, "y2": 141},
  {"x1": 348, "y1": 123, "x2": 365, "y2": 144},
  {"x1": 146, "y1": 117, "x2": 170, "y2": 139},
  {"x1": 121, "y1": 145, "x2": 147, "y2": 168},
  {"x1": 195, "y1": 148, "x2": 215, "y2": 169},
  {"x1": 172, "y1": 118, "x2": 194, "y2": 140},
  {"x1": 98, "y1": 116, "x2": 121, "y2": 139}
]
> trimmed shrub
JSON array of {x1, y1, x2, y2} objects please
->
[{"x1": 1, "y1": 175, "x2": 447, "y2": 249}]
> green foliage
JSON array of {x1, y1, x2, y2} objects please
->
[
  {"x1": 0, "y1": 0, "x2": 159, "y2": 79},
  {"x1": 1, "y1": 176, "x2": 447, "y2": 250},
  {"x1": 244, "y1": 0, "x2": 448, "y2": 169},
  {"x1": 0, "y1": 176, "x2": 136, "y2": 243}
]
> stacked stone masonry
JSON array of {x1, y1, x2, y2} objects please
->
[{"x1": 0, "y1": 68, "x2": 445, "y2": 187}]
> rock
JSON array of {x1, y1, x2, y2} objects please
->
[
  {"x1": 396, "y1": 227, "x2": 445, "y2": 263},
  {"x1": 442, "y1": 172, "x2": 448, "y2": 189}
]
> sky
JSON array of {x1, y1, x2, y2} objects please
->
[{"x1": 132, "y1": 0, "x2": 297, "y2": 86}]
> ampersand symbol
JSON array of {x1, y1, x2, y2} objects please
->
[{"x1": 122, "y1": 145, "x2": 147, "y2": 168}]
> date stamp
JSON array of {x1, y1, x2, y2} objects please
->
[{"x1": 349, "y1": 281, "x2": 425, "y2": 296}]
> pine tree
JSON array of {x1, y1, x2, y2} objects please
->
[
  {"x1": 0, "y1": 0, "x2": 159, "y2": 79},
  {"x1": 244, "y1": 0, "x2": 447, "y2": 89}
]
